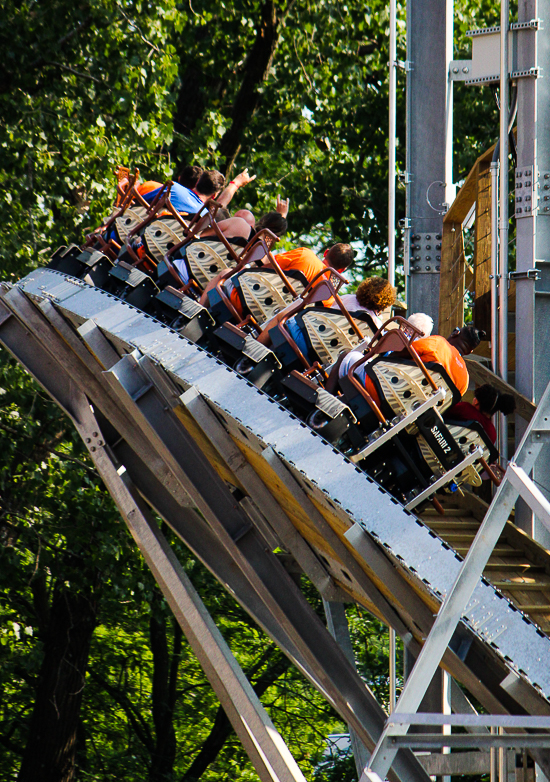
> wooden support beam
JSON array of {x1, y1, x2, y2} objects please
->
[
  {"x1": 445, "y1": 136, "x2": 515, "y2": 225},
  {"x1": 439, "y1": 222, "x2": 465, "y2": 337},
  {"x1": 474, "y1": 161, "x2": 493, "y2": 335},
  {"x1": 445, "y1": 150, "x2": 490, "y2": 225}
]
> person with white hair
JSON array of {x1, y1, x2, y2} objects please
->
[{"x1": 407, "y1": 312, "x2": 433, "y2": 338}]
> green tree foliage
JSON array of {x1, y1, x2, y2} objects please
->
[
  {"x1": 1, "y1": 0, "x2": 501, "y2": 280},
  {"x1": 0, "y1": 0, "x2": 180, "y2": 281}
]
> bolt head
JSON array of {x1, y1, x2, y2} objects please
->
[
  {"x1": 452, "y1": 66, "x2": 459, "y2": 74},
  {"x1": 462, "y1": 66, "x2": 469, "y2": 73}
]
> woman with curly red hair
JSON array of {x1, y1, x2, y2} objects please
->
[{"x1": 340, "y1": 276, "x2": 396, "y2": 327}]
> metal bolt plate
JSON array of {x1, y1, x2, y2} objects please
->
[
  {"x1": 538, "y1": 171, "x2": 550, "y2": 216},
  {"x1": 515, "y1": 166, "x2": 537, "y2": 218},
  {"x1": 409, "y1": 232, "x2": 442, "y2": 274}
]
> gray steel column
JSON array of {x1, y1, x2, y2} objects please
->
[
  {"x1": 515, "y1": 0, "x2": 550, "y2": 547},
  {"x1": 406, "y1": 0, "x2": 454, "y2": 326},
  {"x1": 388, "y1": 0, "x2": 397, "y2": 288}
]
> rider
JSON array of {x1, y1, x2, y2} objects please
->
[
  {"x1": 356, "y1": 324, "x2": 486, "y2": 409},
  {"x1": 446, "y1": 382, "x2": 515, "y2": 443}
]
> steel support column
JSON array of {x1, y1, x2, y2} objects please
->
[
  {"x1": 406, "y1": 0, "x2": 454, "y2": 325},
  {"x1": 515, "y1": 0, "x2": 550, "y2": 547},
  {"x1": 323, "y1": 601, "x2": 371, "y2": 776}
]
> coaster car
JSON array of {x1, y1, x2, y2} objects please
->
[
  {"x1": 267, "y1": 271, "x2": 377, "y2": 375},
  {"x1": 336, "y1": 320, "x2": 500, "y2": 508},
  {"x1": 163, "y1": 199, "x2": 245, "y2": 292},
  {"x1": 206, "y1": 230, "x2": 305, "y2": 330}
]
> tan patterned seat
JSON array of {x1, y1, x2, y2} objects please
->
[
  {"x1": 238, "y1": 271, "x2": 306, "y2": 325},
  {"x1": 368, "y1": 360, "x2": 455, "y2": 427},
  {"x1": 416, "y1": 423, "x2": 492, "y2": 488},
  {"x1": 114, "y1": 206, "x2": 149, "y2": 243},
  {"x1": 301, "y1": 310, "x2": 375, "y2": 365},
  {"x1": 187, "y1": 240, "x2": 241, "y2": 288},
  {"x1": 143, "y1": 219, "x2": 187, "y2": 264}
]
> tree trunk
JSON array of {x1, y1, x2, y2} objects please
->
[
  {"x1": 17, "y1": 588, "x2": 97, "y2": 782},
  {"x1": 218, "y1": 0, "x2": 280, "y2": 174},
  {"x1": 148, "y1": 598, "x2": 181, "y2": 781}
]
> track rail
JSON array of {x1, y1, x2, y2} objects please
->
[{"x1": 2, "y1": 268, "x2": 550, "y2": 758}]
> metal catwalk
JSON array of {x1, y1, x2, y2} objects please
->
[{"x1": 2, "y1": 268, "x2": 550, "y2": 780}]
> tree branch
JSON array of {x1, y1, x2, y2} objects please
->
[
  {"x1": 181, "y1": 648, "x2": 290, "y2": 781},
  {"x1": 218, "y1": 0, "x2": 281, "y2": 174},
  {"x1": 88, "y1": 670, "x2": 154, "y2": 754},
  {"x1": 44, "y1": 61, "x2": 103, "y2": 85}
]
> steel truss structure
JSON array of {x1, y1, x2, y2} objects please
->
[{"x1": 2, "y1": 270, "x2": 550, "y2": 781}]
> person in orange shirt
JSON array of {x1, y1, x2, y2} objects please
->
[
  {"x1": 362, "y1": 324, "x2": 485, "y2": 410},
  {"x1": 271, "y1": 244, "x2": 353, "y2": 307},
  {"x1": 223, "y1": 243, "x2": 354, "y2": 326},
  {"x1": 201, "y1": 242, "x2": 353, "y2": 315}
]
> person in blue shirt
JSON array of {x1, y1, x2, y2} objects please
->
[
  {"x1": 139, "y1": 170, "x2": 224, "y2": 214},
  {"x1": 139, "y1": 168, "x2": 256, "y2": 215}
]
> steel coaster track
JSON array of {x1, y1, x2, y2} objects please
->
[{"x1": 2, "y1": 268, "x2": 550, "y2": 758}]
